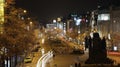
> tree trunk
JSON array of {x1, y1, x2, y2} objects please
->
[
  {"x1": 7, "y1": 57, "x2": 8, "y2": 67},
  {"x1": 2, "y1": 60, "x2": 5, "y2": 67},
  {"x1": 15, "y1": 55, "x2": 17, "y2": 67},
  {"x1": 9, "y1": 57, "x2": 11, "y2": 67}
]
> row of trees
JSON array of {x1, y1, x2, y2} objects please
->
[{"x1": 0, "y1": 0, "x2": 37, "y2": 67}]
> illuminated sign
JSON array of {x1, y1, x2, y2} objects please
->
[
  {"x1": 46, "y1": 24, "x2": 56, "y2": 29},
  {"x1": 98, "y1": 14, "x2": 110, "y2": 21},
  {"x1": 75, "y1": 19, "x2": 81, "y2": 25}
]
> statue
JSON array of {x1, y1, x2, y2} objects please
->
[{"x1": 85, "y1": 32, "x2": 114, "y2": 64}]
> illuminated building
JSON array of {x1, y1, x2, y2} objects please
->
[
  {"x1": 91, "y1": 7, "x2": 120, "y2": 51},
  {"x1": 0, "y1": 0, "x2": 4, "y2": 34},
  {"x1": 97, "y1": 10, "x2": 110, "y2": 37}
]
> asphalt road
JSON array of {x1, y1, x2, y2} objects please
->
[
  {"x1": 45, "y1": 52, "x2": 120, "y2": 67},
  {"x1": 18, "y1": 37, "x2": 120, "y2": 67}
]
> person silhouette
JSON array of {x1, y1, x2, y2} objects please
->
[
  {"x1": 70, "y1": 64, "x2": 73, "y2": 67},
  {"x1": 78, "y1": 62, "x2": 81, "y2": 67},
  {"x1": 75, "y1": 62, "x2": 77, "y2": 67}
]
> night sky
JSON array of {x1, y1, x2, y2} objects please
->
[
  {"x1": 15, "y1": 0, "x2": 120, "y2": 23},
  {"x1": 15, "y1": 0, "x2": 97, "y2": 23}
]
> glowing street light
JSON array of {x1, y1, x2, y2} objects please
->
[
  {"x1": 57, "y1": 17, "x2": 61, "y2": 22},
  {"x1": 41, "y1": 48, "x2": 45, "y2": 55},
  {"x1": 27, "y1": 17, "x2": 30, "y2": 20},
  {"x1": 23, "y1": 10, "x2": 27, "y2": 13},
  {"x1": 30, "y1": 21, "x2": 33, "y2": 25},
  {"x1": 42, "y1": 38, "x2": 45, "y2": 44},
  {"x1": 53, "y1": 19, "x2": 56, "y2": 23}
]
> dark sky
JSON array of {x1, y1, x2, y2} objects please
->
[
  {"x1": 15, "y1": 0, "x2": 98, "y2": 23},
  {"x1": 98, "y1": 0, "x2": 120, "y2": 9}
]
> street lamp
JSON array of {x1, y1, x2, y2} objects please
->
[
  {"x1": 57, "y1": 17, "x2": 61, "y2": 22},
  {"x1": 30, "y1": 21, "x2": 33, "y2": 25},
  {"x1": 29, "y1": 21, "x2": 33, "y2": 30},
  {"x1": 27, "y1": 17, "x2": 30, "y2": 20},
  {"x1": 53, "y1": 19, "x2": 56, "y2": 23},
  {"x1": 23, "y1": 10, "x2": 27, "y2": 13}
]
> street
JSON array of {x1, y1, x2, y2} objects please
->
[
  {"x1": 45, "y1": 51, "x2": 120, "y2": 67},
  {"x1": 16, "y1": 37, "x2": 120, "y2": 67},
  {"x1": 46, "y1": 54, "x2": 81, "y2": 67}
]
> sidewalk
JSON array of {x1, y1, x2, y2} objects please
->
[{"x1": 45, "y1": 54, "x2": 80, "y2": 67}]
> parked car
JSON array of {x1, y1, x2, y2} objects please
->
[
  {"x1": 72, "y1": 49, "x2": 84, "y2": 54},
  {"x1": 24, "y1": 56, "x2": 32, "y2": 63}
]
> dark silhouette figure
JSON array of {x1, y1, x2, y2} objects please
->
[
  {"x1": 75, "y1": 62, "x2": 77, "y2": 67},
  {"x1": 101, "y1": 36, "x2": 107, "y2": 58},
  {"x1": 88, "y1": 36, "x2": 92, "y2": 59},
  {"x1": 85, "y1": 36, "x2": 89, "y2": 50},
  {"x1": 85, "y1": 32, "x2": 114, "y2": 64},
  {"x1": 78, "y1": 63, "x2": 81, "y2": 67},
  {"x1": 92, "y1": 33, "x2": 102, "y2": 60}
]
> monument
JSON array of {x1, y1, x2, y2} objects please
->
[{"x1": 85, "y1": 32, "x2": 114, "y2": 64}]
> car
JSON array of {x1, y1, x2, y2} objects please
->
[
  {"x1": 72, "y1": 49, "x2": 84, "y2": 54},
  {"x1": 24, "y1": 57, "x2": 32, "y2": 63}
]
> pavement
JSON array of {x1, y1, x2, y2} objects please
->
[
  {"x1": 16, "y1": 37, "x2": 120, "y2": 67},
  {"x1": 45, "y1": 51, "x2": 120, "y2": 67},
  {"x1": 46, "y1": 54, "x2": 80, "y2": 67},
  {"x1": 45, "y1": 51, "x2": 88, "y2": 67},
  {"x1": 16, "y1": 50, "x2": 120, "y2": 67}
]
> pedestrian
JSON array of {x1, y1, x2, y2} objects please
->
[
  {"x1": 85, "y1": 36, "x2": 89, "y2": 50},
  {"x1": 78, "y1": 62, "x2": 81, "y2": 67},
  {"x1": 70, "y1": 64, "x2": 73, "y2": 67},
  {"x1": 75, "y1": 62, "x2": 77, "y2": 67}
]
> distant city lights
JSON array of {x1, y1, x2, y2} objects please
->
[
  {"x1": 113, "y1": 46, "x2": 118, "y2": 51},
  {"x1": 76, "y1": 19, "x2": 81, "y2": 25},
  {"x1": 57, "y1": 17, "x2": 61, "y2": 22},
  {"x1": 98, "y1": 14, "x2": 110, "y2": 21},
  {"x1": 53, "y1": 19, "x2": 56, "y2": 23},
  {"x1": 42, "y1": 38, "x2": 45, "y2": 44}
]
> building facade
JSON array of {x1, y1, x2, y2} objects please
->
[{"x1": 92, "y1": 7, "x2": 120, "y2": 51}]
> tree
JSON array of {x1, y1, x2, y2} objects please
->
[{"x1": 0, "y1": 0, "x2": 37, "y2": 66}]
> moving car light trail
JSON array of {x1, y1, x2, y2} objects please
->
[{"x1": 36, "y1": 51, "x2": 53, "y2": 67}]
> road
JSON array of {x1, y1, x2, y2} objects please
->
[
  {"x1": 44, "y1": 37, "x2": 120, "y2": 67},
  {"x1": 45, "y1": 54, "x2": 85, "y2": 67},
  {"x1": 45, "y1": 52, "x2": 120, "y2": 67},
  {"x1": 18, "y1": 36, "x2": 120, "y2": 67},
  {"x1": 44, "y1": 41, "x2": 88, "y2": 67},
  {"x1": 20, "y1": 51, "x2": 41, "y2": 67}
]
